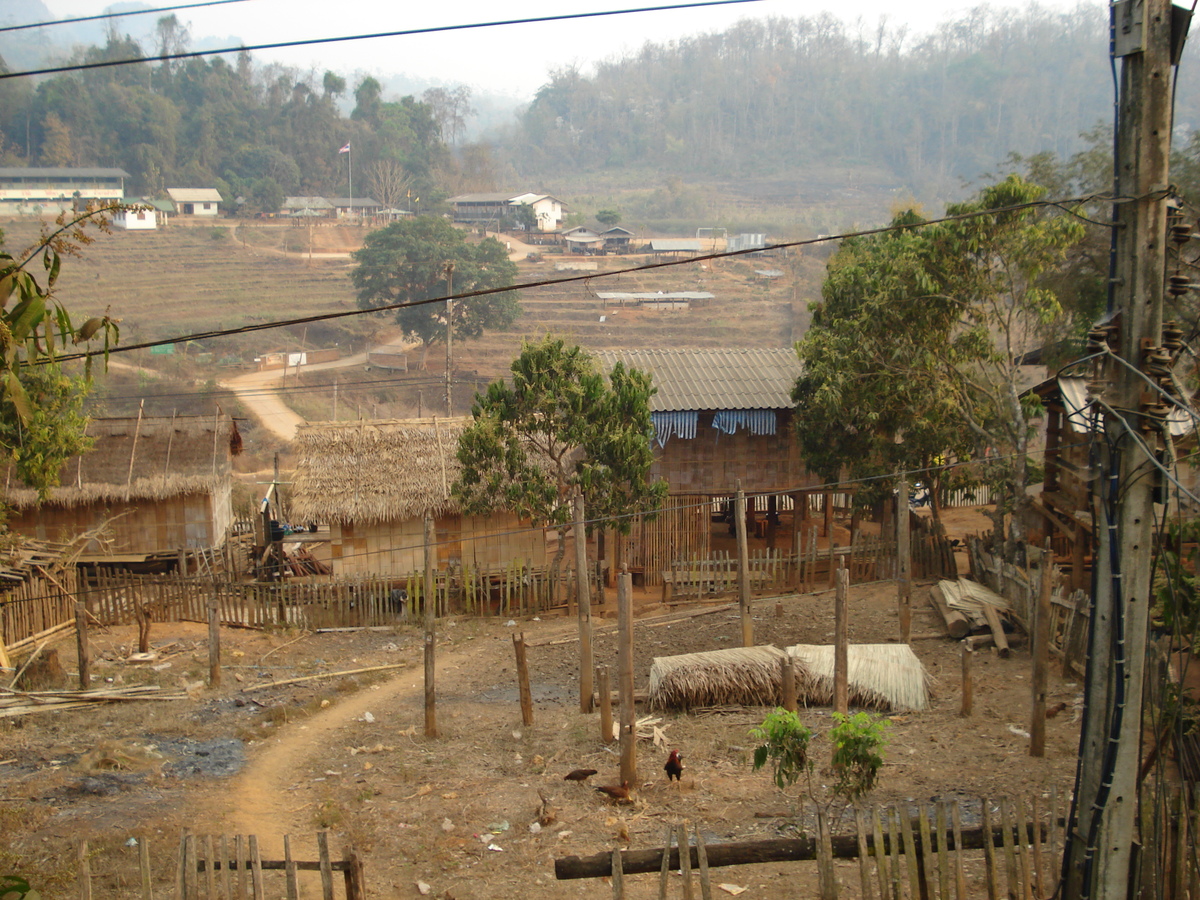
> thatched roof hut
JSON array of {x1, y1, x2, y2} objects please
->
[
  {"x1": 1, "y1": 415, "x2": 239, "y2": 556},
  {"x1": 3, "y1": 415, "x2": 238, "y2": 511},
  {"x1": 786, "y1": 644, "x2": 931, "y2": 711},
  {"x1": 291, "y1": 418, "x2": 468, "y2": 525},
  {"x1": 291, "y1": 418, "x2": 549, "y2": 581}
]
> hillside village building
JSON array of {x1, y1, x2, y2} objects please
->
[
  {"x1": 1, "y1": 415, "x2": 239, "y2": 563},
  {"x1": 0, "y1": 167, "x2": 130, "y2": 215},
  {"x1": 166, "y1": 188, "x2": 223, "y2": 217},
  {"x1": 447, "y1": 192, "x2": 566, "y2": 232}
]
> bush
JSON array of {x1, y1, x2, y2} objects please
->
[
  {"x1": 751, "y1": 708, "x2": 814, "y2": 791},
  {"x1": 829, "y1": 711, "x2": 889, "y2": 801}
]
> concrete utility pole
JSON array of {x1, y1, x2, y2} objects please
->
[{"x1": 1064, "y1": 1, "x2": 1186, "y2": 896}]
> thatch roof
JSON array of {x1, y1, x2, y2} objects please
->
[
  {"x1": 2, "y1": 415, "x2": 238, "y2": 510},
  {"x1": 290, "y1": 418, "x2": 469, "y2": 525},
  {"x1": 785, "y1": 644, "x2": 931, "y2": 712},
  {"x1": 648, "y1": 646, "x2": 789, "y2": 711}
]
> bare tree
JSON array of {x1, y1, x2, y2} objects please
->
[{"x1": 365, "y1": 159, "x2": 413, "y2": 210}]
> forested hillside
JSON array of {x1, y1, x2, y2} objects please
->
[
  {"x1": 502, "y1": 5, "x2": 1199, "y2": 196},
  {"x1": 0, "y1": 27, "x2": 473, "y2": 211}
]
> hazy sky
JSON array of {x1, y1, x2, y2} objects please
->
[{"x1": 36, "y1": 0, "x2": 1092, "y2": 99}]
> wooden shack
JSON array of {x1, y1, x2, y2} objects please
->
[
  {"x1": 595, "y1": 348, "x2": 827, "y2": 585},
  {"x1": 1, "y1": 415, "x2": 238, "y2": 561},
  {"x1": 290, "y1": 418, "x2": 549, "y2": 579}
]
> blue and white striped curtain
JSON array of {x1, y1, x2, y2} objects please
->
[
  {"x1": 650, "y1": 411, "x2": 698, "y2": 447},
  {"x1": 711, "y1": 409, "x2": 777, "y2": 436}
]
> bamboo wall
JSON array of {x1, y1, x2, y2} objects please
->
[
  {"x1": 652, "y1": 412, "x2": 820, "y2": 494},
  {"x1": 330, "y1": 513, "x2": 548, "y2": 579},
  {"x1": 6, "y1": 492, "x2": 224, "y2": 553}
]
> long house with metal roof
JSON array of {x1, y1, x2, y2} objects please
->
[
  {"x1": 0, "y1": 167, "x2": 130, "y2": 215},
  {"x1": 595, "y1": 348, "x2": 827, "y2": 585}
]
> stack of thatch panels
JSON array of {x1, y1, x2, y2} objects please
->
[
  {"x1": 785, "y1": 644, "x2": 931, "y2": 711},
  {"x1": 648, "y1": 643, "x2": 931, "y2": 712},
  {"x1": 648, "y1": 646, "x2": 790, "y2": 711}
]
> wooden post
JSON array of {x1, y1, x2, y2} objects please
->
[
  {"x1": 423, "y1": 514, "x2": 437, "y2": 738},
  {"x1": 618, "y1": 570, "x2": 637, "y2": 788},
  {"x1": 514, "y1": 633, "x2": 534, "y2": 727},
  {"x1": 834, "y1": 561, "x2": 849, "y2": 716},
  {"x1": 75, "y1": 600, "x2": 90, "y2": 689},
  {"x1": 793, "y1": 495, "x2": 804, "y2": 593},
  {"x1": 77, "y1": 840, "x2": 92, "y2": 900},
  {"x1": 735, "y1": 484, "x2": 753, "y2": 647},
  {"x1": 896, "y1": 473, "x2": 912, "y2": 643},
  {"x1": 598, "y1": 665, "x2": 614, "y2": 743},
  {"x1": 207, "y1": 597, "x2": 221, "y2": 687},
  {"x1": 139, "y1": 837, "x2": 153, "y2": 900},
  {"x1": 961, "y1": 644, "x2": 974, "y2": 717},
  {"x1": 1030, "y1": 540, "x2": 1053, "y2": 757},
  {"x1": 780, "y1": 655, "x2": 797, "y2": 713},
  {"x1": 575, "y1": 489, "x2": 594, "y2": 713},
  {"x1": 343, "y1": 844, "x2": 366, "y2": 900},
  {"x1": 612, "y1": 848, "x2": 625, "y2": 900}
]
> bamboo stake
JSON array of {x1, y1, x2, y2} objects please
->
[
  {"x1": 899, "y1": 808, "x2": 924, "y2": 900},
  {"x1": 77, "y1": 840, "x2": 92, "y2": 900},
  {"x1": 204, "y1": 834, "x2": 217, "y2": 899},
  {"x1": 241, "y1": 664, "x2": 408, "y2": 692},
  {"x1": 207, "y1": 598, "x2": 221, "y2": 688},
  {"x1": 139, "y1": 836, "x2": 153, "y2": 900},
  {"x1": 1029, "y1": 796, "x2": 1045, "y2": 900},
  {"x1": 1030, "y1": 542, "x2": 1053, "y2": 757},
  {"x1": 981, "y1": 801, "x2": 999, "y2": 900},
  {"x1": 696, "y1": 826, "x2": 712, "y2": 900},
  {"x1": 871, "y1": 804, "x2": 892, "y2": 900},
  {"x1": 318, "y1": 831, "x2": 335, "y2": 900},
  {"x1": 736, "y1": 485, "x2": 752, "y2": 647},
  {"x1": 423, "y1": 514, "x2": 437, "y2": 738},
  {"x1": 951, "y1": 800, "x2": 968, "y2": 900},
  {"x1": 678, "y1": 823, "x2": 694, "y2": 900},
  {"x1": 999, "y1": 799, "x2": 1019, "y2": 900},
  {"x1": 834, "y1": 561, "x2": 849, "y2": 716},
  {"x1": 618, "y1": 571, "x2": 637, "y2": 788},
  {"x1": 658, "y1": 825, "x2": 673, "y2": 900},
  {"x1": 612, "y1": 848, "x2": 625, "y2": 900},
  {"x1": 961, "y1": 645, "x2": 974, "y2": 717},
  {"x1": 1012, "y1": 798, "x2": 1033, "y2": 900},
  {"x1": 250, "y1": 835, "x2": 265, "y2": 900},
  {"x1": 284, "y1": 834, "x2": 298, "y2": 900},
  {"x1": 514, "y1": 632, "x2": 534, "y2": 727},
  {"x1": 855, "y1": 806, "x2": 875, "y2": 900},
  {"x1": 781, "y1": 655, "x2": 797, "y2": 713},
  {"x1": 935, "y1": 802, "x2": 951, "y2": 900},
  {"x1": 598, "y1": 666, "x2": 614, "y2": 743}
]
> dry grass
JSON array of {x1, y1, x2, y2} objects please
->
[
  {"x1": 648, "y1": 645, "x2": 789, "y2": 710},
  {"x1": 786, "y1": 643, "x2": 933, "y2": 712}
]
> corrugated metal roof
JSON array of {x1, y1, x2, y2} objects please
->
[
  {"x1": 0, "y1": 167, "x2": 130, "y2": 178},
  {"x1": 167, "y1": 188, "x2": 223, "y2": 203},
  {"x1": 596, "y1": 292, "x2": 714, "y2": 301},
  {"x1": 282, "y1": 196, "x2": 333, "y2": 209},
  {"x1": 595, "y1": 348, "x2": 801, "y2": 412},
  {"x1": 650, "y1": 239, "x2": 702, "y2": 252}
]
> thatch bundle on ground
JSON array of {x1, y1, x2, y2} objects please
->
[
  {"x1": 785, "y1": 644, "x2": 931, "y2": 711},
  {"x1": 648, "y1": 646, "x2": 790, "y2": 711}
]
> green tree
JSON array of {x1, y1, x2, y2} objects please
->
[
  {"x1": 350, "y1": 217, "x2": 519, "y2": 367},
  {"x1": 795, "y1": 176, "x2": 1084, "y2": 555},
  {"x1": 595, "y1": 208, "x2": 622, "y2": 227},
  {"x1": 452, "y1": 337, "x2": 667, "y2": 598},
  {"x1": 1, "y1": 211, "x2": 120, "y2": 500}
]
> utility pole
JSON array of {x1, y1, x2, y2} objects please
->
[
  {"x1": 444, "y1": 261, "x2": 454, "y2": 416},
  {"x1": 1064, "y1": 1, "x2": 1185, "y2": 896}
]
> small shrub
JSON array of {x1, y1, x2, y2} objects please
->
[
  {"x1": 750, "y1": 708, "x2": 814, "y2": 791},
  {"x1": 210, "y1": 227, "x2": 228, "y2": 240},
  {"x1": 829, "y1": 711, "x2": 889, "y2": 801}
]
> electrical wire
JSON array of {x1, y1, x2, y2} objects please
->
[
  {"x1": 0, "y1": 0, "x2": 763, "y2": 81},
  {"x1": 0, "y1": 0, "x2": 249, "y2": 34}
]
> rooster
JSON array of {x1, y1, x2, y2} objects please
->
[
  {"x1": 595, "y1": 781, "x2": 633, "y2": 804},
  {"x1": 664, "y1": 749, "x2": 684, "y2": 782},
  {"x1": 563, "y1": 768, "x2": 598, "y2": 782}
]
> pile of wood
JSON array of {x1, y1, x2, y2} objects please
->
[
  {"x1": 929, "y1": 578, "x2": 1014, "y2": 656},
  {"x1": 283, "y1": 547, "x2": 331, "y2": 576},
  {"x1": 0, "y1": 684, "x2": 186, "y2": 718}
]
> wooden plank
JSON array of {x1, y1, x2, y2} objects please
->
[
  {"x1": 855, "y1": 805, "x2": 876, "y2": 900},
  {"x1": 951, "y1": 801, "x2": 967, "y2": 900},
  {"x1": 696, "y1": 827, "x2": 712, "y2": 900},
  {"x1": 678, "y1": 823, "x2": 694, "y2": 900},
  {"x1": 899, "y1": 807, "x2": 925, "y2": 900},
  {"x1": 77, "y1": 840, "x2": 93, "y2": 900},
  {"x1": 284, "y1": 834, "x2": 298, "y2": 900},
  {"x1": 318, "y1": 831, "x2": 335, "y2": 900},
  {"x1": 999, "y1": 798, "x2": 1019, "y2": 900},
  {"x1": 981, "y1": 801, "x2": 999, "y2": 900},
  {"x1": 935, "y1": 801, "x2": 951, "y2": 900},
  {"x1": 249, "y1": 835, "x2": 265, "y2": 900}
]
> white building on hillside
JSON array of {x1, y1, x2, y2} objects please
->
[{"x1": 167, "y1": 188, "x2": 223, "y2": 217}]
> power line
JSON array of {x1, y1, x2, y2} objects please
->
[
  {"x1": 0, "y1": 0, "x2": 249, "y2": 35},
  {"x1": 36, "y1": 191, "x2": 1130, "y2": 366},
  {"x1": 0, "y1": 0, "x2": 763, "y2": 81}
]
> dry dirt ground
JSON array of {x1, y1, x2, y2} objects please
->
[{"x1": 2, "y1": 563, "x2": 1082, "y2": 898}]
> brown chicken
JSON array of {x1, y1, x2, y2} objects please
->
[
  {"x1": 595, "y1": 781, "x2": 633, "y2": 803},
  {"x1": 564, "y1": 768, "x2": 598, "y2": 782},
  {"x1": 664, "y1": 749, "x2": 684, "y2": 782}
]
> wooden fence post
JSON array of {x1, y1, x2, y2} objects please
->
[
  {"x1": 618, "y1": 570, "x2": 637, "y2": 788},
  {"x1": 834, "y1": 561, "x2": 849, "y2": 716},
  {"x1": 1030, "y1": 540, "x2": 1053, "y2": 757},
  {"x1": 77, "y1": 840, "x2": 92, "y2": 900},
  {"x1": 575, "y1": 489, "x2": 594, "y2": 713},
  {"x1": 961, "y1": 644, "x2": 974, "y2": 717},
  {"x1": 598, "y1": 665, "x2": 614, "y2": 743},
  {"x1": 75, "y1": 601, "x2": 90, "y2": 689},
  {"x1": 780, "y1": 656, "x2": 797, "y2": 714},
  {"x1": 207, "y1": 597, "x2": 221, "y2": 688},
  {"x1": 423, "y1": 514, "x2": 437, "y2": 738},
  {"x1": 513, "y1": 632, "x2": 534, "y2": 727},
  {"x1": 735, "y1": 485, "x2": 752, "y2": 647}
]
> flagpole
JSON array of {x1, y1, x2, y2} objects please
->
[{"x1": 348, "y1": 145, "x2": 352, "y2": 218}]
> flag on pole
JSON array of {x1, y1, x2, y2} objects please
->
[{"x1": 338, "y1": 142, "x2": 351, "y2": 154}]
